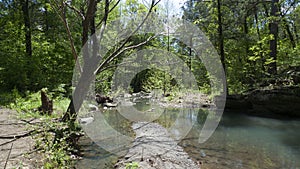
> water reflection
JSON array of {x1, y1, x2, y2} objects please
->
[{"x1": 77, "y1": 105, "x2": 300, "y2": 169}]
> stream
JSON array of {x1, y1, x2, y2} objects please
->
[{"x1": 76, "y1": 100, "x2": 300, "y2": 169}]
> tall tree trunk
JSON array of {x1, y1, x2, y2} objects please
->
[
  {"x1": 244, "y1": 16, "x2": 249, "y2": 58},
  {"x1": 63, "y1": 0, "x2": 113, "y2": 122},
  {"x1": 255, "y1": 13, "x2": 262, "y2": 46},
  {"x1": 21, "y1": 0, "x2": 32, "y2": 57},
  {"x1": 217, "y1": 0, "x2": 225, "y2": 72},
  {"x1": 217, "y1": 0, "x2": 227, "y2": 94},
  {"x1": 62, "y1": 0, "x2": 101, "y2": 122},
  {"x1": 269, "y1": 0, "x2": 279, "y2": 75},
  {"x1": 20, "y1": 0, "x2": 32, "y2": 90}
]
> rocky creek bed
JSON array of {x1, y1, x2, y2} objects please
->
[{"x1": 114, "y1": 122, "x2": 200, "y2": 169}]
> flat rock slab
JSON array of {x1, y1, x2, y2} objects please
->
[
  {"x1": 0, "y1": 108, "x2": 37, "y2": 168},
  {"x1": 115, "y1": 122, "x2": 200, "y2": 169}
]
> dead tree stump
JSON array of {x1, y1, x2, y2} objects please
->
[{"x1": 39, "y1": 90, "x2": 53, "y2": 115}]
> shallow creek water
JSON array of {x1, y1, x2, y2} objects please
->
[{"x1": 76, "y1": 101, "x2": 300, "y2": 169}]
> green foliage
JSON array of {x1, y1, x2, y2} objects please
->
[
  {"x1": 0, "y1": 0, "x2": 74, "y2": 92},
  {"x1": 183, "y1": 0, "x2": 300, "y2": 94},
  {"x1": 130, "y1": 68, "x2": 177, "y2": 93},
  {"x1": 1, "y1": 0, "x2": 300, "y2": 166},
  {"x1": 125, "y1": 162, "x2": 139, "y2": 169},
  {"x1": 33, "y1": 119, "x2": 82, "y2": 169},
  {"x1": 7, "y1": 87, "x2": 70, "y2": 117},
  {"x1": 8, "y1": 89, "x2": 78, "y2": 168}
]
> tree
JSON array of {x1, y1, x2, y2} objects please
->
[
  {"x1": 269, "y1": 0, "x2": 279, "y2": 75},
  {"x1": 182, "y1": 0, "x2": 300, "y2": 94},
  {"x1": 20, "y1": 0, "x2": 32, "y2": 58},
  {"x1": 49, "y1": 0, "x2": 161, "y2": 122}
]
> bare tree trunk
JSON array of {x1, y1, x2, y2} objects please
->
[
  {"x1": 21, "y1": 0, "x2": 32, "y2": 57},
  {"x1": 269, "y1": 0, "x2": 279, "y2": 75},
  {"x1": 61, "y1": 0, "x2": 159, "y2": 122},
  {"x1": 62, "y1": 0, "x2": 99, "y2": 122},
  {"x1": 217, "y1": 0, "x2": 225, "y2": 72},
  {"x1": 63, "y1": 67, "x2": 95, "y2": 121},
  {"x1": 217, "y1": 0, "x2": 227, "y2": 94}
]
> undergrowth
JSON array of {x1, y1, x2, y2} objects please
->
[{"x1": 3, "y1": 87, "x2": 82, "y2": 169}]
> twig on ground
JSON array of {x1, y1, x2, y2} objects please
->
[
  {"x1": 0, "y1": 130, "x2": 35, "y2": 139},
  {"x1": 0, "y1": 138, "x2": 17, "y2": 147},
  {"x1": 4, "y1": 143, "x2": 13, "y2": 169}
]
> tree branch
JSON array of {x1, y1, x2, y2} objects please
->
[
  {"x1": 94, "y1": 0, "x2": 161, "y2": 75},
  {"x1": 99, "y1": 61, "x2": 135, "y2": 72},
  {"x1": 98, "y1": 35, "x2": 158, "y2": 73},
  {"x1": 96, "y1": 0, "x2": 122, "y2": 28},
  {"x1": 280, "y1": 0, "x2": 296, "y2": 17},
  {"x1": 49, "y1": 0, "x2": 82, "y2": 72},
  {"x1": 64, "y1": 1, "x2": 85, "y2": 20}
]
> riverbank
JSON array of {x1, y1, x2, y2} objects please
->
[{"x1": 225, "y1": 86, "x2": 300, "y2": 119}]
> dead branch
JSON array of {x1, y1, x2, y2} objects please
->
[
  {"x1": 0, "y1": 138, "x2": 17, "y2": 147},
  {"x1": 0, "y1": 130, "x2": 35, "y2": 140},
  {"x1": 4, "y1": 143, "x2": 13, "y2": 169},
  {"x1": 0, "y1": 127, "x2": 59, "y2": 147},
  {"x1": 8, "y1": 147, "x2": 42, "y2": 159}
]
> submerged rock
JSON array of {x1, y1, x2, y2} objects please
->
[
  {"x1": 103, "y1": 102, "x2": 118, "y2": 107},
  {"x1": 88, "y1": 104, "x2": 98, "y2": 111},
  {"x1": 78, "y1": 117, "x2": 94, "y2": 125}
]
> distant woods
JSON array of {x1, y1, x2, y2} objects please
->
[
  {"x1": 183, "y1": 0, "x2": 300, "y2": 93},
  {"x1": 0, "y1": 0, "x2": 299, "y2": 118},
  {"x1": 0, "y1": 0, "x2": 75, "y2": 92}
]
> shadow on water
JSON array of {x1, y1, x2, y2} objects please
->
[{"x1": 76, "y1": 102, "x2": 300, "y2": 169}]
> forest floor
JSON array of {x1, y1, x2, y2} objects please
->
[
  {"x1": 0, "y1": 108, "x2": 40, "y2": 169},
  {"x1": 115, "y1": 122, "x2": 201, "y2": 169}
]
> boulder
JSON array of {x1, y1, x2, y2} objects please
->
[
  {"x1": 226, "y1": 86, "x2": 300, "y2": 118},
  {"x1": 95, "y1": 94, "x2": 113, "y2": 104},
  {"x1": 246, "y1": 86, "x2": 300, "y2": 118},
  {"x1": 225, "y1": 94, "x2": 252, "y2": 110}
]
